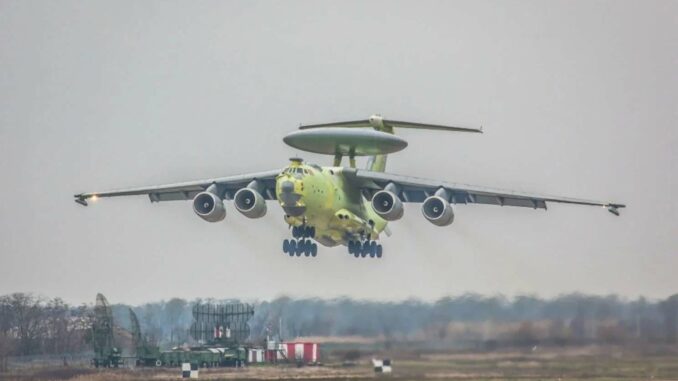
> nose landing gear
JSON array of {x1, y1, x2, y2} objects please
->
[
  {"x1": 347, "y1": 240, "x2": 382, "y2": 259},
  {"x1": 283, "y1": 226, "x2": 318, "y2": 258}
]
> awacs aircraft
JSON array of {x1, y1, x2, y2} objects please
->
[{"x1": 75, "y1": 115, "x2": 624, "y2": 259}]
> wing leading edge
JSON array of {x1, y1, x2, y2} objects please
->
[
  {"x1": 74, "y1": 170, "x2": 281, "y2": 206},
  {"x1": 349, "y1": 169, "x2": 625, "y2": 216}
]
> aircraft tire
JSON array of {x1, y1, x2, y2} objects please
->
[
  {"x1": 289, "y1": 240, "x2": 297, "y2": 256},
  {"x1": 376, "y1": 245, "x2": 383, "y2": 258},
  {"x1": 304, "y1": 240, "x2": 311, "y2": 256},
  {"x1": 311, "y1": 243, "x2": 318, "y2": 257},
  {"x1": 292, "y1": 226, "x2": 300, "y2": 238},
  {"x1": 369, "y1": 242, "x2": 376, "y2": 257},
  {"x1": 283, "y1": 239, "x2": 290, "y2": 253},
  {"x1": 295, "y1": 241, "x2": 303, "y2": 256},
  {"x1": 347, "y1": 241, "x2": 354, "y2": 254},
  {"x1": 360, "y1": 242, "x2": 368, "y2": 257}
]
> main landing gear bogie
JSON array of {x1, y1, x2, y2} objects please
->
[
  {"x1": 347, "y1": 240, "x2": 383, "y2": 259},
  {"x1": 283, "y1": 238, "x2": 317, "y2": 257},
  {"x1": 292, "y1": 226, "x2": 315, "y2": 239},
  {"x1": 284, "y1": 225, "x2": 318, "y2": 258}
]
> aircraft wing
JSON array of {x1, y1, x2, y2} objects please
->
[
  {"x1": 350, "y1": 169, "x2": 625, "y2": 216},
  {"x1": 74, "y1": 169, "x2": 281, "y2": 206}
]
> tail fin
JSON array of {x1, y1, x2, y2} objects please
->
[
  {"x1": 367, "y1": 155, "x2": 387, "y2": 172},
  {"x1": 298, "y1": 115, "x2": 482, "y2": 172}
]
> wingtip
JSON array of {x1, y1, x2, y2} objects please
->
[{"x1": 606, "y1": 204, "x2": 624, "y2": 216}]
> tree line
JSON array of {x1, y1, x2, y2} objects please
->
[{"x1": 1, "y1": 292, "x2": 677, "y2": 370}]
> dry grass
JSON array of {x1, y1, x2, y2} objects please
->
[{"x1": 2, "y1": 346, "x2": 678, "y2": 381}]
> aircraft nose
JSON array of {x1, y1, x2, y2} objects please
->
[{"x1": 281, "y1": 181, "x2": 295, "y2": 194}]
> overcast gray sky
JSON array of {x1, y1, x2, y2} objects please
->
[{"x1": 0, "y1": 0, "x2": 676, "y2": 305}]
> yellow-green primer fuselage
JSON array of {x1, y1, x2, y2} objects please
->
[{"x1": 275, "y1": 159, "x2": 386, "y2": 247}]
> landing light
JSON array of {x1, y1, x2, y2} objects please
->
[{"x1": 91, "y1": 195, "x2": 98, "y2": 201}]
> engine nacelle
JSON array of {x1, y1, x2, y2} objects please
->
[
  {"x1": 422, "y1": 196, "x2": 454, "y2": 226},
  {"x1": 371, "y1": 190, "x2": 404, "y2": 221},
  {"x1": 192, "y1": 191, "x2": 226, "y2": 222},
  {"x1": 234, "y1": 188, "x2": 267, "y2": 218}
]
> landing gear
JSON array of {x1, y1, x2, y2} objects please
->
[
  {"x1": 348, "y1": 240, "x2": 382, "y2": 259},
  {"x1": 292, "y1": 226, "x2": 315, "y2": 239},
  {"x1": 284, "y1": 226, "x2": 318, "y2": 258}
]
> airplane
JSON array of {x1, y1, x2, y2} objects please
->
[{"x1": 74, "y1": 114, "x2": 625, "y2": 259}]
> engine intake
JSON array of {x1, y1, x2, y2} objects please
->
[
  {"x1": 193, "y1": 192, "x2": 226, "y2": 222},
  {"x1": 234, "y1": 188, "x2": 267, "y2": 218},
  {"x1": 371, "y1": 190, "x2": 404, "y2": 221},
  {"x1": 422, "y1": 196, "x2": 454, "y2": 226}
]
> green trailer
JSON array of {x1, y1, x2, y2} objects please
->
[{"x1": 157, "y1": 347, "x2": 247, "y2": 368}]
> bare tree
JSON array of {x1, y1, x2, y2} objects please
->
[
  {"x1": 0, "y1": 296, "x2": 14, "y2": 372},
  {"x1": 7, "y1": 293, "x2": 45, "y2": 355},
  {"x1": 660, "y1": 294, "x2": 678, "y2": 343}
]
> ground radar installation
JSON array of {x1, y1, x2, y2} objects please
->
[{"x1": 74, "y1": 115, "x2": 625, "y2": 258}]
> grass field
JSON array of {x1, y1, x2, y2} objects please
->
[{"x1": 3, "y1": 346, "x2": 678, "y2": 380}]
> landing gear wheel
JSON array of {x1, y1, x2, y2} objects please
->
[
  {"x1": 347, "y1": 241, "x2": 355, "y2": 255},
  {"x1": 360, "y1": 242, "x2": 369, "y2": 257},
  {"x1": 289, "y1": 240, "x2": 297, "y2": 256},
  {"x1": 292, "y1": 226, "x2": 301, "y2": 238},
  {"x1": 369, "y1": 242, "x2": 377, "y2": 257},
  {"x1": 376, "y1": 244, "x2": 383, "y2": 258},
  {"x1": 303, "y1": 240, "x2": 311, "y2": 257},
  {"x1": 283, "y1": 239, "x2": 290, "y2": 254},
  {"x1": 311, "y1": 243, "x2": 318, "y2": 257}
]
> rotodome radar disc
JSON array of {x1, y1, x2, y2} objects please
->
[{"x1": 283, "y1": 128, "x2": 408, "y2": 156}]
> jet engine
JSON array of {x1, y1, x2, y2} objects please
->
[
  {"x1": 371, "y1": 190, "x2": 404, "y2": 221},
  {"x1": 192, "y1": 191, "x2": 226, "y2": 222},
  {"x1": 422, "y1": 196, "x2": 454, "y2": 226},
  {"x1": 234, "y1": 188, "x2": 267, "y2": 218}
]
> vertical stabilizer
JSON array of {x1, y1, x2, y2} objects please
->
[{"x1": 367, "y1": 155, "x2": 387, "y2": 172}]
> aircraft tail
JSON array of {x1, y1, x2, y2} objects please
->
[
  {"x1": 298, "y1": 114, "x2": 482, "y2": 172},
  {"x1": 367, "y1": 154, "x2": 387, "y2": 172}
]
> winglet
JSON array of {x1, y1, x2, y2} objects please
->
[
  {"x1": 606, "y1": 204, "x2": 624, "y2": 216},
  {"x1": 74, "y1": 197, "x2": 88, "y2": 207}
]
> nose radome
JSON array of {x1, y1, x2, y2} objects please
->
[{"x1": 281, "y1": 181, "x2": 295, "y2": 193}]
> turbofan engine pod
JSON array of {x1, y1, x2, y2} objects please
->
[
  {"x1": 371, "y1": 190, "x2": 404, "y2": 221},
  {"x1": 234, "y1": 188, "x2": 267, "y2": 218},
  {"x1": 283, "y1": 128, "x2": 407, "y2": 156},
  {"x1": 193, "y1": 192, "x2": 226, "y2": 222},
  {"x1": 422, "y1": 196, "x2": 454, "y2": 226}
]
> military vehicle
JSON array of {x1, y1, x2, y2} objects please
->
[{"x1": 131, "y1": 302, "x2": 253, "y2": 368}]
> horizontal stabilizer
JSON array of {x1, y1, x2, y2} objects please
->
[{"x1": 300, "y1": 114, "x2": 482, "y2": 134}]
